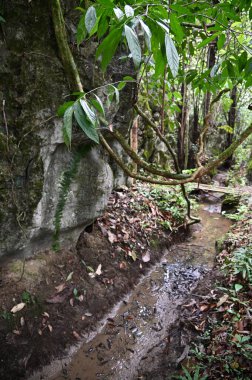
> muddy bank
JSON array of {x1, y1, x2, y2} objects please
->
[
  {"x1": 29, "y1": 203, "x2": 231, "y2": 380},
  {"x1": 0, "y1": 187, "x2": 188, "y2": 380}
]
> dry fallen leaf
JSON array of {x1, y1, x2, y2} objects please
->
[
  {"x1": 55, "y1": 283, "x2": 67, "y2": 293},
  {"x1": 73, "y1": 331, "x2": 81, "y2": 340},
  {"x1": 11, "y1": 302, "x2": 26, "y2": 313},
  {"x1": 84, "y1": 312, "x2": 92, "y2": 317},
  {"x1": 48, "y1": 324, "x2": 53, "y2": 332},
  {"x1": 142, "y1": 251, "x2": 150, "y2": 263},
  {"x1": 20, "y1": 317, "x2": 25, "y2": 327},
  {"x1": 96, "y1": 264, "x2": 102, "y2": 276},
  {"x1": 38, "y1": 329, "x2": 42, "y2": 336},
  {"x1": 13, "y1": 330, "x2": 21, "y2": 335},
  {"x1": 107, "y1": 231, "x2": 117, "y2": 244},
  {"x1": 199, "y1": 304, "x2": 210, "y2": 312},
  {"x1": 42, "y1": 312, "x2": 50, "y2": 318},
  {"x1": 69, "y1": 298, "x2": 74, "y2": 307},
  {"x1": 217, "y1": 294, "x2": 229, "y2": 307}
]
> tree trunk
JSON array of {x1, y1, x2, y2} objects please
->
[
  {"x1": 224, "y1": 86, "x2": 237, "y2": 168},
  {"x1": 177, "y1": 82, "x2": 188, "y2": 170}
]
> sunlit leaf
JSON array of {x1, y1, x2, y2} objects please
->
[
  {"x1": 74, "y1": 102, "x2": 99, "y2": 144},
  {"x1": 125, "y1": 5, "x2": 134, "y2": 17},
  {"x1": 124, "y1": 25, "x2": 142, "y2": 67},
  {"x1": 139, "y1": 18, "x2": 152, "y2": 51},
  {"x1": 85, "y1": 6, "x2": 97, "y2": 34},
  {"x1": 165, "y1": 33, "x2": 179, "y2": 77}
]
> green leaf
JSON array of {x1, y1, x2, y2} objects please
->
[
  {"x1": 77, "y1": 13, "x2": 87, "y2": 45},
  {"x1": 124, "y1": 25, "x2": 142, "y2": 67},
  {"x1": 108, "y1": 85, "x2": 120, "y2": 104},
  {"x1": 217, "y1": 33, "x2": 226, "y2": 50},
  {"x1": 165, "y1": 33, "x2": 179, "y2": 77},
  {"x1": 156, "y1": 20, "x2": 170, "y2": 34},
  {"x1": 80, "y1": 99, "x2": 96, "y2": 126},
  {"x1": 0, "y1": 15, "x2": 5, "y2": 23},
  {"x1": 125, "y1": 5, "x2": 134, "y2": 17},
  {"x1": 96, "y1": 27, "x2": 123, "y2": 71},
  {"x1": 197, "y1": 33, "x2": 220, "y2": 49},
  {"x1": 90, "y1": 94, "x2": 105, "y2": 117},
  {"x1": 234, "y1": 283, "x2": 243, "y2": 292},
  {"x1": 66, "y1": 271, "x2": 74, "y2": 282},
  {"x1": 74, "y1": 102, "x2": 99, "y2": 144},
  {"x1": 170, "y1": 4, "x2": 192, "y2": 14},
  {"x1": 57, "y1": 101, "x2": 75, "y2": 117},
  {"x1": 222, "y1": 97, "x2": 233, "y2": 112},
  {"x1": 139, "y1": 18, "x2": 152, "y2": 51},
  {"x1": 238, "y1": 51, "x2": 247, "y2": 72},
  {"x1": 85, "y1": 6, "x2": 97, "y2": 34},
  {"x1": 218, "y1": 125, "x2": 233, "y2": 133},
  {"x1": 63, "y1": 106, "x2": 74, "y2": 147},
  {"x1": 114, "y1": 7, "x2": 124, "y2": 20},
  {"x1": 117, "y1": 81, "x2": 126, "y2": 90},
  {"x1": 170, "y1": 13, "x2": 184, "y2": 43},
  {"x1": 97, "y1": 13, "x2": 109, "y2": 38},
  {"x1": 123, "y1": 75, "x2": 135, "y2": 82}
]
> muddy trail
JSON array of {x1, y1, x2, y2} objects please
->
[{"x1": 29, "y1": 202, "x2": 231, "y2": 380}]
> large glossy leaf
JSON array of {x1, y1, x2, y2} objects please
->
[
  {"x1": 74, "y1": 102, "x2": 99, "y2": 144},
  {"x1": 57, "y1": 101, "x2": 75, "y2": 117},
  {"x1": 139, "y1": 18, "x2": 152, "y2": 51},
  {"x1": 77, "y1": 13, "x2": 87, "y2": 45},
  {"x1": 197, "y1": 33, "x2": 220, "y2": 49},
  {"x1": 85, "y1": 6, "x2": 97, "y2": 34},
  {"x1": 165, "y1": 33, "x2": 179, "y2": 77},
  {"x1": 96, "y1": 27, "x2": 123, "y2": 71},
  {"x1": 114, "y1": 7, "x2": 124, "y2": 20},
  {"x1": 125, "y1": 5, "x2": 134, "y2": 17},
  {"x1": 124, "y1": 25, "x2": 141, "y2": 67},
  {"x1": 63, "y1": 106, "x2": 74, "y2": 147},
  {"x1": 80, "y1": 99, "x2": 96, "y2": 126},
  {"x1": 90, "y1": 95, "x2": 105, "y2": 117},
  {"x1": 170, "y1": 13, "x2": 184, "y2": 43}
]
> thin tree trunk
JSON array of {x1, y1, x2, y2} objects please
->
[
  {"x1": 224, "y1": 85, "x2": 237, "y2": 168},
  {"x1": 177, "y1": 82, "x2": 188, "y2": 170},
  {"x1": 129, "y1": 115, "x2": 139, "y2": 184}
]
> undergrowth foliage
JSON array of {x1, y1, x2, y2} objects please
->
[{"x1": 52, "y1": 144, "x2": 93, "y2": 250}]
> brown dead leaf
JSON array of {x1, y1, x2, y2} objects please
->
[
  {"x1": 73, "y1": 331, "x2": 81, "y2": 340},
  {"x1": 11, "y1": 302, "x2": 26, "y2": 313},
  {"x1": 55, "y1": 283, "x2": 67, "y2": 293},
  {"x1": 142, "y1": 251, "x2": 150, "y2": 263},
  {"x1": 107, "y1": 231, "x2": 117, "y2": 244},
  {"x1": 84, "y1": 312, "x2": 92, "y2": 317},
  {"x1": 217, "y1": 294, "x2": 229, "y2": 307},
  {"x1": 199, "y1": 304, "x2": 210, "y2": 312},
  {"x1": 95, "y1": 264, "x2": 102, "y2": 276},
  {"x1": 69, "y1": 298, "x2": 74, "y2": 307},
  {"x1": 13, "y1": 330, "x2": 21, "y2": 335},
  {"x1": 119, "y1": 261, "x2": 127, "y2": 270}
]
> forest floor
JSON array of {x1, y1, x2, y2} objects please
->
[
  {"x1": 0, "y1": 184, "x2": 189, "y2": 380},
  {"x1": 0, "y1": 183, "x2": 251, "y2": 380}
]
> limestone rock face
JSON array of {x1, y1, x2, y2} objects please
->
[{"x1": 0, "y1": 1, "x2": 134, "y2": 258}]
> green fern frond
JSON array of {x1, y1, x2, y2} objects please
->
[{"x1": 52, "y1": 144, "x2": 93, "y2": 251}]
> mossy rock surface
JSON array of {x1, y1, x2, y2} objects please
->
[{"x1": 221, "y1": 194, "x2": 241, "y2": 214}]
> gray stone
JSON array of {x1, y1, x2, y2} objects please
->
[{"x1": 0, "y1": 0, "x2": 134, "y2": 259}]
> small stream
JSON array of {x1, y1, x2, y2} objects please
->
[{"x1": 31, "y1": 202, "x2": 232, "y2": 380}]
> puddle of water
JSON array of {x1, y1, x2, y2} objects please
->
[{"x1": 30, "y1": 203, "x2": 232, "y2": 380}]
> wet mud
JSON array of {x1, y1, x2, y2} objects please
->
[{"x1": 32, "y1": 204, "x2": 231, "y2": 380}]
